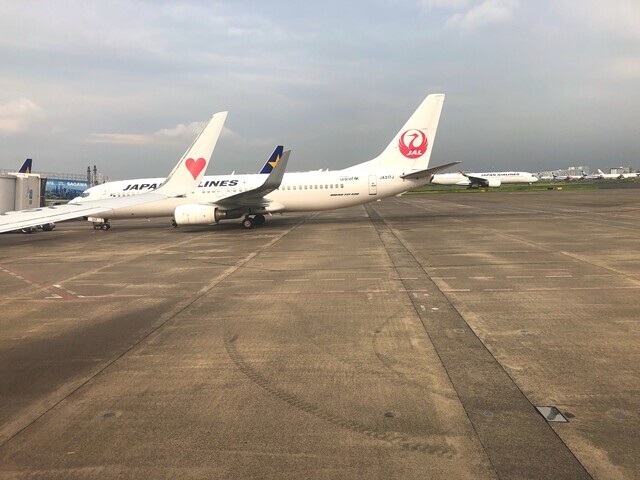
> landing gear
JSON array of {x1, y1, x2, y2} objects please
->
[
  {"x1": 93, "y1": 222, "x2": 111, "y2": 230},
  {"x1": 171, "y1": 218, "x2": 178, "y2": 228},
  {"x1": 242, "y1": 216, "x2": 255, "y2": 229},
  {"x1": 242, "y1": 214, "x2": 267, "y2": 229}
]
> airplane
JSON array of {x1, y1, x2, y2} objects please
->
[
  {"x1": 71, "y1": 93, "x2": 457, "y2": 231},
  {"x1": 552, "y1": 171, "x2": 588, "y2": 181},
  {"x1": 2, "y1": 93, "x2": 456, "y2": 233},
  {"x1": 75, "y1": 146, "x2": 285, "y2": 229},
  {"x1": 0, "y1": 111, "x2": 228, "y2": 234},
  {"x1": 18, "y1": 158, "x2": 32, "y2": 173},
  {"x1": 431, "y1": 170, "x2": 538, "y2": 188},
  {"x1": 594, "y1": 169, "x2": 639, "y2": 179}
]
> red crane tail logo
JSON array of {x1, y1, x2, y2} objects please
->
[{"x1": 399, "y1": 130, "x2": 428, "y2": 159}]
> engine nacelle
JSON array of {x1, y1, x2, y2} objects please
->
[
  {"x1": 487, "y1": 178, "x2": 501, "y2": 188},
  {"x1": 174, "y1": 204, "x2": 220, "y2": 225}
]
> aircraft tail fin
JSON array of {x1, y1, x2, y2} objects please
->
[
  {"x1": 345, "y1": 93, "x2": 445, "y2": 173},
  {"x1": 156, "y1": 111, "x2": 227, "y2": 197},
  {"x1": 18, "y1": 158, "x2": 32, "y2": 173},
  {"x1": 259, "y1": 146, "x2": 284, "y2": 174}
]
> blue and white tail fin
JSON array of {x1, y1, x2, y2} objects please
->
[
  {"x1": 155, "y1": 111, "x2": 227, "y2": 197},
  {"x1": 345, "y1": 93, "x2": 445, "y2": 173},
  {"x1": 18, "y1": 158, "x2": 32, "y2": 173},
  {"x1": 259, "y1": 145, "x2": 284, "y2": 174}
]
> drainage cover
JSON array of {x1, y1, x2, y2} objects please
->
[{"x1": 535, "y1": 406, "x2": 568, "y2": 423}]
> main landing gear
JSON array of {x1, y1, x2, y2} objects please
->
[
  {"x1": 242, "y1": 214, "x2": 266, "y2": 229},
  {"x1": 93, "y1": 222, "x2": 111, "y2": 231}
]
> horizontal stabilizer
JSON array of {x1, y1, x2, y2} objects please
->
[{"x1": 401, "y1": 161, "x2": 462, "y2": 180}]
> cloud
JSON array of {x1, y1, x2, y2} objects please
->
[
  {"x1": 446, "y1": 0, "x2": 518, "y2": 32},
  {"x1": 418, "y1": 0, "x2": 470, "y2": 9},
  {"x1": 154, "y1": 121, "x2": 207, "y2": 139},
  {"x1": 87, "y1": 133, "x2": 152, "y2": 145},
  {"x1": 0, "y1": 98, "x2": 45, "y2": 134},
  {"x1": 418, "y1": 0, "x2": 518, "y2": 32},
  {"x1": 609, "y1": 57, "x2": 640, "y2": 81},
  {"x1": 87, "y1": 122, "x2": 239, "y2": 146},
  {"x1": 555, "y1": 0, "x2": 640, "y2": 39}
]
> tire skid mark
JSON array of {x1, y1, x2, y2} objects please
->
[{"x1": 224, "y1": 334, "x2": 454, "y2": 457}]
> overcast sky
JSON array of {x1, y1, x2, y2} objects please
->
[{"x1": 0, "y1": 0, "x2": 638, "y2": 178}]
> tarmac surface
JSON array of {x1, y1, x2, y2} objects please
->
[{"x1": 0, "y1": 189, "x2": 638, "y2": 479}]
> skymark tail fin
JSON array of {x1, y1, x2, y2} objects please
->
[
  {"x1": 259, "y1": 145, "x2": 284, "y2": 174},
  {"x1": 18, "y1": 158, "x2": 32, "y2": 173},
  {"x1": 156, "y1": 111, "x2": 227, "y2": 197}
]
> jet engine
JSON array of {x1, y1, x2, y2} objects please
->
[
  {"x1": 173, "y1": 204, "x2": 244, "y2": 225},
  {"x1": 174, "y1": 204, "x2": 220, "y2": 225},
  {"x1": 486, "y1": 178, "x2": 501, "y2": 187}
]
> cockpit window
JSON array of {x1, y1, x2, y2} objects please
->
[{"x1": 81, "y1": 192, "x2": 90, "y2": 197}]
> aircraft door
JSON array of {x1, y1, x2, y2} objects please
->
[{"x1": 368, "y1": 175, "x2": 377, "y2": 195}]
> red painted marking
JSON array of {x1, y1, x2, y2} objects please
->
[
  {"x1": 185, "y1": 157, "x2": 206, "y2": 179},
  {"x1": 398, "y1": 130, "x2": 428, "y2": 159}
]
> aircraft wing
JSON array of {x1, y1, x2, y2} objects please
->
[
  {"x1": 464, "y1": 174, "x2": 490, "y2": 188},
  {"x1": 215, "y1": 150, "x2": 290, "y2": 209},
  {"x1": 0, "y1": 194, "x2": 167, "y2": 233},
  {"x1": 401, "y1": 161, "x2": 462, "y2": 180},
  {"x1": 0, "y1": 111, "x2": 227, "y2": 234}
]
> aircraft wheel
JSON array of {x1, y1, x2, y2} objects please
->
[
  {"x1": 254, "y1": 214, "x2": 266, "y2": 226},
  {"x1": 101, "y1": 224, "x2": 111, "y2": 231},
  {"x1": 242, "y1": 217, "x2": 255, "y2": 229}
]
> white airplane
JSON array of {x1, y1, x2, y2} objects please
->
[
  {"x1": 0, "y1": 111, "x2": 228, "y2": 234},
  {"x1": 73, "y1": 93, "x2": 457, "y2": 230},
  {"x1": 76, "y1": 145, "x2": 286, "y2": 229},
  {"x1": 431, "y1": 170, "x2": 538, "y2": 188},
  {"x1": 2, "y1": 93, "x2": 456, "y2": 233},
  {"x1": 594, "y1": 169, "x2": 639, "y2": 179}
]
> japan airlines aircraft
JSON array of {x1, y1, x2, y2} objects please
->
[
  {"x1": 75, "y1": 146, "x2": 285, "y2": 229},
  {"x1": 431, "y1": 170, "x2": 538, "y2": 188},
  {"x1": 69, "y1": 93, "x2": 456, "y2": 230},
  {"x1": 0, "y1": 111, "x2": 228, "y2": 234}
]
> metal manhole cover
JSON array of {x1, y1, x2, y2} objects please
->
[{"x1": 535, "y1": 406, "x2": 568, "y2": 423}]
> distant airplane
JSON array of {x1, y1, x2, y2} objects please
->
[
  {"x1": 432, "y1": 171, "x2": 538, "y2": 188},
  {"x1": 18, "y1": 158, "x2": 32, "y2": 173},
  {"x1": 0, "y1": 111, "x2": 228, "y2": 233},
  {"x1": 74, "y1": 93, "x2": 457, "y2": 230},
  {"x1": 552, "y1": 172, "x2": 588, "y2": 181},
  {"x1": 594, "y1": 169, "x2": 639, "y2": 179}
]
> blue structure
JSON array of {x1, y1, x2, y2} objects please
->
[{"x1": 45, "y1": 178, "x2": 90, "y2": 200}]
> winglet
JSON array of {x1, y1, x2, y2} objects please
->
[
  {"x1": 259, "y1": 146, "x2": 284, "y2": 174},
  {"x1": 156, "y1": 111, "x2": 228, "y2": 197},
  {"x1": 261, "y1": 149, "x2": 290, "y2": 191}
]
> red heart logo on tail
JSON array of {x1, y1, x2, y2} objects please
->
[{"x1": 185, "y1": 157, "x2": 206, "y2": 179}]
